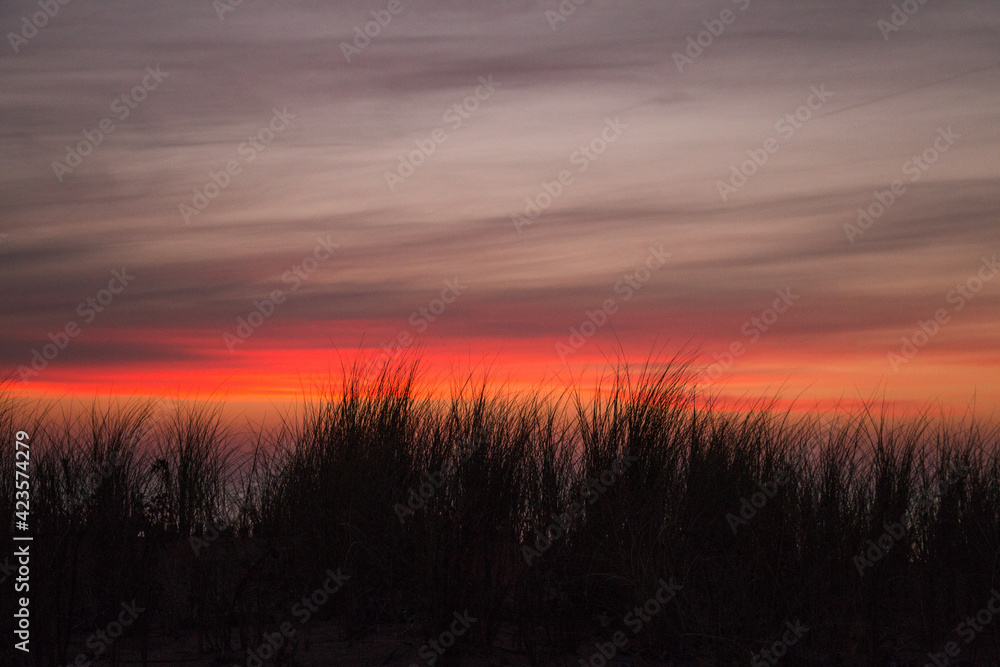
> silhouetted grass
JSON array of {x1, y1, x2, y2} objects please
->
[{"x1": 2, "y1": 359, "x2": 999, "y2": 666}]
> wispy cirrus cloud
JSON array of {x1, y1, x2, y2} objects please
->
[{"x1": 0, "y1": 0, "x2": 998, "y2": 406}]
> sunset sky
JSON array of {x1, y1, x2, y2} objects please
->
[{"x1": 1, "y1": 0, "x2": 998, "y2": 415}]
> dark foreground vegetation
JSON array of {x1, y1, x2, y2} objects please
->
[{"x1": 2, "y1": 357, "x2": 999, "y2": 666}]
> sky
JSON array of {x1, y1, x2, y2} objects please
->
[{"x1": 1, "y1": 0, "x2": 998, "y2": 415}]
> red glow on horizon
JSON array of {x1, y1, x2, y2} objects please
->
[{"x1": 7, "y1": 340, "x2": 996, "y2": 423}]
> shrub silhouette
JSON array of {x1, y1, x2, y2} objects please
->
[{"x1": 1, "y1": 355, "x2": 998, "y2": 665}]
